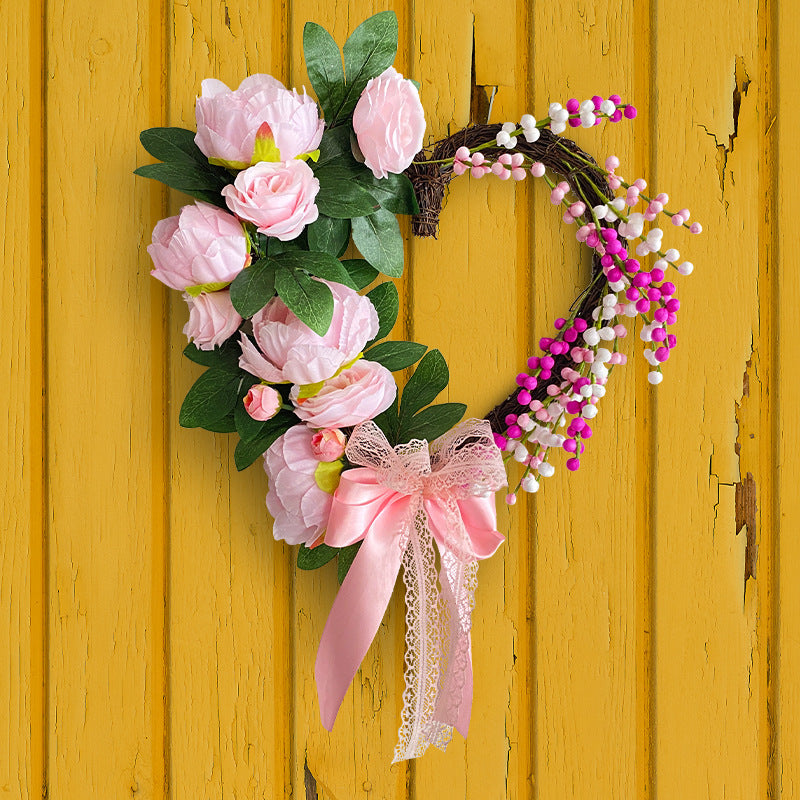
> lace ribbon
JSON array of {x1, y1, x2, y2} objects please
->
[{"x1": 314, "y1": 419, "x2": 507, "y2": 761}]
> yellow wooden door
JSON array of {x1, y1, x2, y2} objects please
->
[{"x1": 3, "y1": 0, "x2": 799, "y2": 797}]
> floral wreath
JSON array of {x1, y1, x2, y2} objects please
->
[{"x1": 136, "y1": 11, "x2": 700, "y2": 763}]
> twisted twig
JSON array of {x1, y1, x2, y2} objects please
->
[{"x1": 405, "y1": 126, "x2": 614, "y2": 433}]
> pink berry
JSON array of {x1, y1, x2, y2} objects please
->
[
  {"x1": 566, "y1": 458, "x2": 580, "y2": 471},
  {"x1": 624, "y1": 105, "x2": 637, "y2": 119}
]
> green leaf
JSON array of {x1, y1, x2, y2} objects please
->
[
  {"x1": 267, "y1": 233, "x2": 308, "y2": 256},
  {"x1": 233, "y1": 414, "x2": 293, "y2": 471},
  {"x1": 337, "y1": 542, "x2": 362, "y2": 583},
  {"x1": 134, "y1": 162, "x2": 227, "y2": 206},
  {"x1": 303, "y1": 22, "x2": 346, "y2": 123},
  {"x1": 340, "y1": 11, "x2": 399, "y2": 119},
  {"x1": 364, "y1": 340, "x2": 427, "y2": 371},
  {"x1": 274, "y1": 266, "x2": 334, "y2": 335},
  {"x1": 315, "y1": 170, "x2": 378, "y2": 218},
  {"x1": 139, "y1": 127, "x2": 207, "y2": 166},
  {"x1": 398, "y1": 349, "x2": 449, "y2": 422},
  {"x1": 229, "y1": 259, "x2": 276, "y2": 318},
  {"x1": 183, "y1": 339, "x2": 242, "y2": 372},
  {"x1": 297, "y1": 543, "x2": 339, "y2": 570},
  {"x1": 179, "y1": 368, "x2": 241, "y2": 428},
  {"x1": 359, "y1": 172, "x2": 420, "y2": 215},
  {"x1": 315, "y1": 126, "x2": 354, "y2": 168},
  {"x1": 351, "y1": 209, "x2": 404, "y2": 277},
  {"x1": 365, "y1": 281, "x2": 399, "y2": 343},
  {"x1": 400, "y1": 402, "x2": 466, "y2": 442},
  {"x1": 341, "y1": 259, "x2": 379, "y2": 290},
  {"x1": 203, "y1": 413, "x2": 237, "y2": 434},
  {"x1": 307, "y1": 215, "x2": 351, "y2": 257},
  {"x1": 372, "y1": 395, "x2": 399, "y2": 445},
  {"x1": 275, "y1": 251, "x2": 357, "y2": 289}
]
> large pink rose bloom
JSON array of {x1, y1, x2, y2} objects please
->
[
  {"x1": 182, "y1": 290, "x2": 243, "y2": 350},
  {"x1": 239, "y1": 280, "x2": 379, "y2": 385},
  {"x1": 195, "y1": 74, "x2": 325, "y2": 165},
  {"x1": 290, "y1": 359, "x2": 397, "y2": 428},
  {"x1": 265, "y1": 425, "x2": 337, "y2": 545},
  {"x1": 352, "y1": 67, "x2": 426, "y2": 179},
  {"x1": 222, "y1": 160, "x2": 319, "y2": 240},
  {"x1": 148, "y1": 202, "x2": 249, "y2": 291}
]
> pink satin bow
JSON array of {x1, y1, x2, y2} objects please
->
[{"x1": 314, "y1": 419, "x2": 507, "y2": 761}]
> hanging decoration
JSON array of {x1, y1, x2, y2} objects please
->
[{"x1": 136, "y1": 10, "x2": 700, "y2": 762}]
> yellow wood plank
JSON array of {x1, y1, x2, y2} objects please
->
[
  {"x1": 528, "y1": 2, "x2": 641, "y2": 796},
  {"x1": 0, "y1": 1, "x2": 43, "y2": 797},
  {"x1": 165, "y1": 1, "x2": 293, "y2": 798},
  {"x1": 286, "y1": 3, "x2": 411, "y2": 797},
  {"x1": 44, "y1": 0, "x2": 163, "y2": 795},
  {"x1": 409, "y1": 1, "x2": 528, "y2": 796},
  {"x1": 651, "y1": 4, "x2": 763, "y2": 797},
  {"x1": 776, "y1": 2, "x2": 800, "y2": 796}
]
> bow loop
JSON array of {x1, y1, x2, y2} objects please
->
[{"x1": 315, "y1": 418, "x2": 508, "y2": 761}]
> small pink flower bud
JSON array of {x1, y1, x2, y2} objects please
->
[
  {"x1": 244, "y1": 384, "x2": 282, "y2": 421},
  {"x1": 309, "y1": 428, "x2": 347, "y2": 462}
]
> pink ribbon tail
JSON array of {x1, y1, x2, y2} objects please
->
[{"x1": 315, "y1": 468, "x2": 412, "y2": 731}]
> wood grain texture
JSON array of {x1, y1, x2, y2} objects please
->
[
  {"x1": 529, "y1": 2, "x2": 641, "y2": 797},
  {"x1": 776, "y1": 1, "x2": 800, "y2": 797},
  {"x1": 44, "y1": 0, "x2": 161, "y2": 795},
  {"x1": 1, "y1": 0, "x2": 41, "y2": 797},
  {"x1": 166, "y1": 1, "x2": 293, "y2": 797},
  {"x1": 3, "y1": 0, "x2": 799, "y2": 797},
  {"x1": 651, "y1": 3, "x2": 764, "y2": 797}
]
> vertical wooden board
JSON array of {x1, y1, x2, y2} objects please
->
[
  {"x1": 776, "y1": 3, "x2": 800, "y2": 796},
  {"x1": 164, "y1": 0, "x2": 292, "y2": 797},
  {"x1": 651, "y1": 3, "x2": 762, "y2": 797},
  {"x1": 286, "y1": 2, "x2": 411, "y2": 796},
  {"x1": 408, "y1": 1, "x2": 526, "y2": 796},
  {"x1": 529, "y1": 1, "x2": 640, "y2": 796},
  {"x1": 44, "y1": 0, "x2": 161, "y2": 796},
  {"x1": 0, "y1": 2, "x2": 40, "y2": 798}
]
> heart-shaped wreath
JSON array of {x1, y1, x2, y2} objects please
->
[{"x1": 136, "y1": 11, "x2": 700, "y2": 763}]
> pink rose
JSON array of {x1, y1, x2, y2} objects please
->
[
  {"x1": 352, "y1": 67, "x2": 426, "y2": 179},
  {"x1": 290, "y1": 359, "x2": 397, "y2": 429},
  {"x1": 222, "y1": 160, "x2": 319, "y2": 240},
  {"x1": 195, "y1": 75, "x2": 325, "y2": 166},
  {"x1": 243, "y1": 384, "x2": 282, "y2": 421},
  {"x1": 147, "y1": 202, "x2": 249, "y2": 291},
  {"x1": 264, "y1": 425, "x2": 340, "y2": 545},
  {"x1": 310, "y1": 429, "x2": 347, "y2": 462},
  {"x1": 239, "y1": 280, "x2": 379, "y2": 385},
  {"x1": 183, "y1": 290, "x2": 243, "y2": 350}
]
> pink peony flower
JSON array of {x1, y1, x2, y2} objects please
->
[
  {"x1": 147, "y1": 202, "x2": 249, "y2": 291},
  {"x1": 310, "y1": 428, "x2": 347, "y2": 462},
  {"x1": 290, "y1": 359, "x2": 397, "y2": 428},
  {"x1": 195, "y1": 74, "x2": 325, "y2": 166},
  {"x1": 239, "y1": 280, "x2": 379, "y2": 385},
  {"x1": 264, "y1": 425, "x2": 340, "y2": 545},
  {"x1": 243, "y1": 384, "x2": 282, "y2": 421},
  {"x1": 352, "y1": 67, "x2": 426, "y2": 179},
  {"x1": 182, "y1": 290, "x2": 243, "y2": 350},
  {"x1": 222, "y1": 160, "x2": 320, "y2": 240}
]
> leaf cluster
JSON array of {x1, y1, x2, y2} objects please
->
[{"x1": 135, "y1": 12, "x2": 468, "y2": 575}]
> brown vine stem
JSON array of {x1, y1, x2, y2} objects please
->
[{"x1": 404, "y1": 125, "x2": 615, "y2": 434}]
